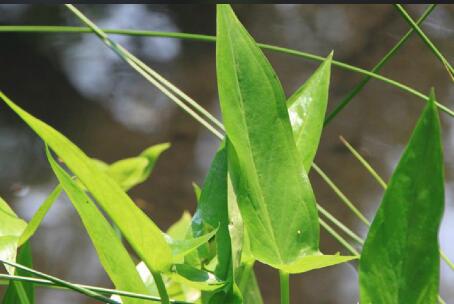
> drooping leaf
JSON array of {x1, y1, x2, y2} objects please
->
[
  {"x1": 287, "y1": 53, "x2": 332, "y2": 171},
  {"x1": 102, "y1": 143, "x2": 170, "y2": 191},
  {"x1": 0, "y1": 92, "x2": 172, "y2": 272},
  {"x1": 1, "y1": 242, "x2": 34, "y2": 304},
  {"x1": 0, "y1": 196, "x2": 27, "y2": 274},
  {"x1": 216, "y1": 4, "x2": 319, "y2": 266},
  {"x1": 18, "y1": 186, "x2": 62, "y2": 246},
  {"x1": 46, "y1": 147, "x2": 149, "y2": 304},
  {"x1": 170, "y1": 264, "x2": 224, "y2": 291},
  {"x1": 359, "y1": 91, "x2": 444, "y2": 304}
]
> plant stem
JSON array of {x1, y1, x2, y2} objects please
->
[
  {"x1": 324, "y1": 4, "x2": 437, "y2": 125},
  {"x1": 151, "y1": 271, "x2": 170, "y2": 304},
  {"x1": 279, "y1": 270, "x2": 290, "y2": 304},
  {"x1": 0, "y1": 25, "x2": 452, "y2": 117},
  {"x1": 319, "y1": 218, "x2": 359, "y2": 256},
  {"x1": 0, "y1": 274, "x2": 190, "y2": 303},
  {"x1": 394, "y1": 4, "x2": 453, "y2": 79}
]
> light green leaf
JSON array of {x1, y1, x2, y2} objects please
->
[
  {"x1": 18, "y1": 186, "x2": 62, "y2": 246},
  {"x1": 0, "y1": 91, "x2": 172, "y2": 272},
  {"x1": 170, "y1": 264, "x2": 224, "y2": 291},
  {"x1": 0, "y1": 197, "x2": 27, "y2": 274},
  {"x1": 275, "y1": 253, "x2": 357, "y2": 274},
  {"x1": 46, "y1": 147, "x2": 149, "y2": 304},
  {"x1": 216, "y1": 4, "x2": 319, "y2": 266},
  {"x1": 105, "y1": 143, "x2": 169, "y2": 191},
  {"x1": 359, "y1": 91, "x2": 444, "y2": 304},
  {"x1": 287, "y1": 53, "x2": 332, "y2": 171},
  {"x1": 168, "y1": 227, "x2": 218, "y2": 262},
  {"x1": 167, "y1": 211, "x2": 192, "y2": 241},
  {"x1": 236, "y1": 263, "x2": 263, "y2": 304},
  {"x1": 1, "y1": 242, "x2": 34, "y2": 304}
]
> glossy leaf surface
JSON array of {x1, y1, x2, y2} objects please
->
[
  {"x1": 216, "y1": 4, "x2": 319, "y2": 266},
  {"x1": 46, "y1": 148, "x2": 149, "y2": 304},
  {"x1": 0, "y1": 92, "x2": 172, "y2": 272},
  {"x1": 359, "y1": 93, "x2": 444, "y2": 304},
  {"x1": 287, "y1": 53, "x2": 332, "y2": 171}
]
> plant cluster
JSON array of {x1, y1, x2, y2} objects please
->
[{"x1": 0, "y1": 4, "x2": 452, "y2": 304}]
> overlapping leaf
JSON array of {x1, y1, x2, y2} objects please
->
[
  {"x1": 216, "y1": 4, "x2": 319, "y2": 267},
  {"x1": 0, "y1": 91, "x2": 172, "y2": 272},
  {"x1": 46, "y1": 147, "x2": 149, "y2": 304},
  {"x1": 359, "y1": 92, "x2": 444, "y2": 304}
]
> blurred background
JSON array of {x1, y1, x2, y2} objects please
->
[{"x1": 0, "y1": 4, "x2": 452, "y2": 303}]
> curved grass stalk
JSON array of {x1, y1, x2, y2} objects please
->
[
  {"x1": 317, "y1": 204, "x2": 364, "y2": 245},
  {"x1": 0, "y1": 274, "x2": 191, "y2": 304},
  {"x1": 324, "y1": 4, "x2": 436, "y2": 125},
  {"x1": 312, "y1": 163, "x2": 370, "y2": 225},
  {"x1": 339, "y1": 135, "x2": 454, "y2": 271},
  {"x1": 319, "y1": 218, "x2": 359, "y2": 256},
  {"x1": 394, "y1": 4, "x2": 453, "y2": 79},
  {"x1": 0, "y1": 259, "x2": 119, "y2": 304},
  {"x1": 64, "y1": 5, "x2": 224, "y2": 140},
  {"x1": 0, "y1": 25, "x2": 452, "y2": 118}
]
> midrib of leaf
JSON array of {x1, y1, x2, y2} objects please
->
[{"x1": 224, "y1": 20, "x2": 284, "y2": 264}]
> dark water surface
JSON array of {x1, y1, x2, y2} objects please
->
[{"x1": 0, "y1": 4, "x2": 453, "y2": 303}]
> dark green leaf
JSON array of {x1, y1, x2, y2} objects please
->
[
  {"x1": 0, "y1": 92, "x2": 172, "y2": 272},
  {"x1": 171, "y1": 264, "x2": 224, "y2": 291},
  {"x1": 46, "y1": 147, "x2": 149, "y2": 304},
  {"x1": 359, "y1": 91, "x2": 444, "y2": 304},
  {"x1": 216, "y1": 4, "x2": 319, "y2": 266},
  {"x1": 2, "y1": 242, "x2": 34, "y2": 304}
]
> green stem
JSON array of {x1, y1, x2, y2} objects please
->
[
  {"x1": 394, "y1": 4, "x2": 453, "y2": 79},
  {"x1": 324, "y1": 4, "x2": 436, "y2": 125},
  {"x1": 0, "y1": 274, "x2": 190, "y2": 303},
  {"x1": 312, "y1": 163, "x2": 370, "y2": 225},
  {"x1": 339, "y1": 135, "x2": 454, "y2": 271},
  {"x1": 0, "y1": 25, "x2": 452, "y2": 117},
  {"x1": 279, "y1": 270, "x2": 290, "y2": 304},
  {"x1": 319, "y1": 218, "x2": 359, "y2": 256},
  {"x1": 0, "y1": 259, "x2": 118, "y2": 304},
  {"x1": 151, "y1": 271, "x2": 170, "y2": 304}
]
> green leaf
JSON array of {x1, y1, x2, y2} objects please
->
[
  {"x1": 167, "y1": 212, "x2": 192, "y2": 241},
  {"x1": 46, "y1": 147, "x2": 149, "y2": 304},
  {"x1": 359, "y1": 91, "x2": 444, "y2": 304},
  {"x1": 287, "y1": 53, "x2": 332, "y2": 171},
  {"x1": 170, "y1": 264, "x2": 224, "y2": 291},
  {"x1": 168, "y1": 228, "x2": 218, "y2": 262},
  {"x1": 2, "y1": 242, "x2": 34, "y2": 304},
  {"x1": 104, "y1": 143, "x2": 170, "y2": 191},
  {"x1": 0, "y1": 91, "x2": 172, "y2": 272},
  {"x1": 236, "y1": 263, "x2": 263, "y2": 304},
  {"x1": 276, "y1": 253, "x2": 357, "y2": 274},
  {"x1": 18, "y1": 186, "x2": 62, "y2": 246},
  {"x1": 216, "y1": 4, "x2": 319, "y2": 266},
  {"x1": 0, "y1": 197, "x2": 27, "y2": 274},
  {"x1": 192, "y1": 146, "x2": 231, "y2": 275}
]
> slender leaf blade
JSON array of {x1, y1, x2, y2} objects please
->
[
  {"x1": 0, "y1": 92, "x2": 172, "y2": 272},
  {"x1": 18, "y1": 186, "x2": 62, "y2": 246},
  {"x1": 216, "y1": 4, "x2": 319, "y2": 266},
  {"x1": 359, "y1": 91, "x2": 444, "y2": 304},
  {"x1": 287, "y1": 54, "x2": 332, "y2": 171},
  {"x1": 46, "y1": 147, "x2": 149, "y2": 304}
]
